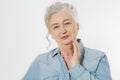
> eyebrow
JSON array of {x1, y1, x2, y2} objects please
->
[
  {"x1": 51, "y1": 23, "x2": 59, "y2": 27},
  {"x1": 63, "y1": 19, "x2": 70, "y2": 22}
]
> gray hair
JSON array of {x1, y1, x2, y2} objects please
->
[{"x1": 44, "y1": 2, "x2": 78, "y2": 50}]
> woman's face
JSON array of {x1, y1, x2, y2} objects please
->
[{"x1": 49, "y1": 10, "x2": 79, "y2": 45}]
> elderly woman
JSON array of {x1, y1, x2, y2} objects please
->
[{"x1": 22, "y1": 2, "x2": 112, "y2": 80}]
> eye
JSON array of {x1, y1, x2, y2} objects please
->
[
  {"x1": 64, "y1": 22, "x2": 71, "y2": 25},
  {"x1": 53, "y1": 26, "x2": 59, "y2": 29}
]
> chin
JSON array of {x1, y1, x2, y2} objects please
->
[{"x1": 61, "y1": 38, "x2": 73, "y2": 45}]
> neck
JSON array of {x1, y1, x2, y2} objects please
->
[{"x1": 60, "y1": 43, "x2": 73, "y2": 57}]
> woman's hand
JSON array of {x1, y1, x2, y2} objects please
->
[{"x1": 71, "y1": 39, "x2": 81, "y2": 68}]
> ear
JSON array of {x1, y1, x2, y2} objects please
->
[
  {"x1": 50, "y1": 32, "x2": 54, "y2": 39},
  {"x1": 77, "y1": 23, "x2": 79, "y2": 31},
  {"x1": 51, "y1": 34, "x2": 54, "y2": 38}
]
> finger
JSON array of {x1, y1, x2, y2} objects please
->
[
  {"x1": 73, "y1": 40, "x2": 79, "y2": 56},
  {"x1": 73, "y1": 40, "x2": 77, "y2": 54},
  {"x1": 75, "y1": 39, "x2": 80, "y2": 52},
  {"x1": 74, "y1": 39, "x2": 79, "y2": 52},
  {"x1": 75, "y1": 39, "x2": 80, "y2": 56}
]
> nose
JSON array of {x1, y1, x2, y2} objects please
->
[{"x1": 61, "y1": 26, "x2": 67, "y2": 34}]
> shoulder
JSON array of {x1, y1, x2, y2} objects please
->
[
  {"x1": 82, "y1": 47, "x2": 107, "y2": 72},
  {"x1": 34, "y1": 48, "x2": 58, "y2": 63},
  {"x1": 22, "y1": 48, "x2": 59, "y2": 80},
  {"x1": 84, "y1": 47, "x2": 106, "y2": 60}
]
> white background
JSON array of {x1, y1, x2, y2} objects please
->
[{"x1": 0, "y1": 0, "x2": 120, "y2": 80}]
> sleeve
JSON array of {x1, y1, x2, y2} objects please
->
[
  {"x1": 22, "y1": 57, "x2": 40, "y2": 80},
  {"x1": 68, "y1": 55, "x2": 112, "y2": 80}
]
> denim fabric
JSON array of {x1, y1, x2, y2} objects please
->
[{"x1": 22, "y1": 39, "x2": 112, "y2": 80}]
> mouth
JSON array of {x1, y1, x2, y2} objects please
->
[{"x1": 61, "y1": 35, "x2": 69, "y2": 40}]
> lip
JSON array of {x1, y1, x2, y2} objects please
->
[{"x1": 61, "y1": 35, "x2": 69, "y2": 40}]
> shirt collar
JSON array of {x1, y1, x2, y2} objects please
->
[{"x1": 51, "y1": 38, "x2": 85, "y2": 57}]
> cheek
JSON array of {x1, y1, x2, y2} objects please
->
[
  {"x1": 51, "y1": 30, "x2": 60, "y2": 39},
  {"x1": 67, "y1": 25, "x2": 78, "y2": 39},
  {"x1": 68, "y1": 25, "x2": 77, "y2": 34}
]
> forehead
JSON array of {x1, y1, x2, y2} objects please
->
[{"x1": 49, "y1": 10, "x2": 73, "y2": 25}]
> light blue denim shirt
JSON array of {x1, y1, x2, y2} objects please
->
[{"x1": 22, "y1": 39, "x2": 112, "y2": 80}]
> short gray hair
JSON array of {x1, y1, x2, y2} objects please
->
[{"x1": 44, "y1": 2, "x2": 78, "y2": 29}]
